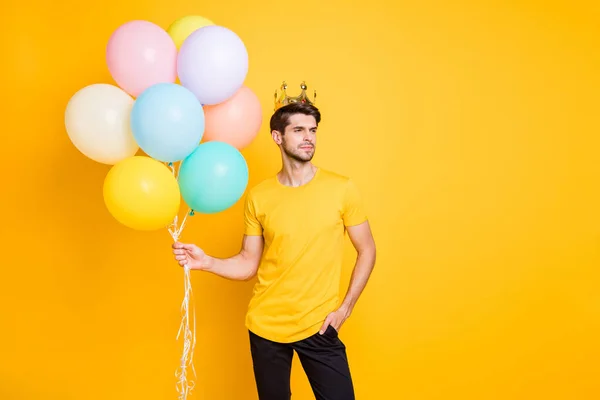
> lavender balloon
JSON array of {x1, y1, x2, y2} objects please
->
[{"x1": 177, "y1": 26, "x2": 249, "y2": 105}]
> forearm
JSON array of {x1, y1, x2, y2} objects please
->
[
  {"x1": 340, "y1": 247, "x2": 376, "y2": 313},
  {"x1": 204, "y1": 251, "x2": 257, "y2": 281}
]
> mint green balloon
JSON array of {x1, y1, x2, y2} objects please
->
[{"x1": 178, "y1": 141, "x2": 249, "y2": 214}]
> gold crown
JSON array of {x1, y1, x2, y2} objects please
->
[{"x1": 274, "y1": 81, "x2": 317, "y2": 111}]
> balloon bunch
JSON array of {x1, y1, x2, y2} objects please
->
[{"x1": 64, "y1": 15, "x2": 262, "y2": 399}]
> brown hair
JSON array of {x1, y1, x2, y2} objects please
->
[{"x1": 270, "y1": 103, "x2": 321, "y2": 134}]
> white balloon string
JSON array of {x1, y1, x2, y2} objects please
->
[
  {"x1": 169, "y1": 209, "x2": 192, "y2": 242},
  {"x1": 166, "y1": 161, "x2": 183, "y2": 181},
  {"x1": 176, "y1": 161, "x2": 183, "y2": 180},
  {"x1": 169, "y1": 211, "x2": 197, "y2": 400}
]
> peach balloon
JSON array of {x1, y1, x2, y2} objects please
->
[{"x1": 202, "y1": 86, "x2": 262, "y2": 149}]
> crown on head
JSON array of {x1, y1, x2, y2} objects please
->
[{"x1": 274, "y1": 81, "x2": 317, "y2": 111}]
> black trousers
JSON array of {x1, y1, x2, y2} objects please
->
[{"x1": 249, "y1": 326, "x2": 355, "y2": 400}]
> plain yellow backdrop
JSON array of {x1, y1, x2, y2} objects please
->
[{"x1": 1, "y1": 0, "x2": 599, "y2": 399}]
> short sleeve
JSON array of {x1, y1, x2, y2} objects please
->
[
  {"x1": 342, "y1": 179, "x2": 368, "y2": 227},
  {"x1": 244, "y1": 191, "x2": 263, "y2": 236}
]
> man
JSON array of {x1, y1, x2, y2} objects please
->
[{"x1": 172, "y1": 101, "x2": 376, "y2": 400}]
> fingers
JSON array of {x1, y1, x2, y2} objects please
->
[
  {"x1": 172, "y1": 242, "x2": 198, "y2": 251},
  {"x1": 319, "y1": 314, "x2": 333, "y2": 335},
  {"x1": 172, "y1": 242, "x2": 196, "y2": 268}
]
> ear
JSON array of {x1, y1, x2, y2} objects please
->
[{"x1": 271, "y1": 130, "x2": 283, "y2": 145}]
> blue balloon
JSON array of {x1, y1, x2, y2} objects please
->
[
  {"x1": 178, "y1": 141, "x2": 249, "y2": 214},
  {"x1": 131, "y1": 83, "x2": 204, "y2": 162}
]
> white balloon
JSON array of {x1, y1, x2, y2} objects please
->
[{"x1": 65, "y1": 83, "x2": 138, "y2": 164}]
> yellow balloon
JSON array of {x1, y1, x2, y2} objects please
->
[
  {"x1": 167, "y1": 15, "x2": 215, "y2": 49},
  {"x1": 103, "y1": 156, "x2": 180, "y2": 231}
]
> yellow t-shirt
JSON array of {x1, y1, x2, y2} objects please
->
[{"x1": 243, "y1": 168, "x2": 367, "y2": 343}]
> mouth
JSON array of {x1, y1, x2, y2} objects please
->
[{"x1": 300, "y1": 145, "x2": 314, "y2": 150}]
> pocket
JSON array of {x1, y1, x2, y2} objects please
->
[{"x1": 324, "y1": 325, "x2": 339, "y2": 338}]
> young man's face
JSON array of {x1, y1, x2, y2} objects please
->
[{"x1": 278, "y1": 113, "x2": 318, "y2": 162}]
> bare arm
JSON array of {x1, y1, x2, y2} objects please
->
[
  {"x1": 172, "y1": 234, "x2": 264, "y2": 281},
  {"x1": 319, "y1": 220, "x2": 376, "y2": 334},
  {"x1": 206, "y1": 235, "x2": 264, "y2": 280},
  {"x1": 340, "y1": 221, "x2": 377, "y2": 312}
]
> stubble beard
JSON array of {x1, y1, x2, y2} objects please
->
[{"x1": 282, "y1": 140, "x2": 315, "y2": 163}]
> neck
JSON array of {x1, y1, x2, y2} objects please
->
[{"x1": 278, "y1": 158, "x2": 317, "y2": 187}]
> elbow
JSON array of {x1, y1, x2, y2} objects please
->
[
  {"x1": 238, "y1": 250, "x2": 260, "y2": 281},
  {"x1": 241, "y1": 264, "x2": 259, "y2": 281},
  {"x1": 359, "y1": 243, "x2": 377, "y2": 264},
  {"x1": 242, "y1": 271, "x2": 256, "y2": 281}
]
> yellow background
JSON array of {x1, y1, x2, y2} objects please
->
[{"x1": 1, "y1": 0, "x2": 599, "y2": 399}]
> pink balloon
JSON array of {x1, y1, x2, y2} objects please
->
[
  {"x1": 202, "y1": 86, "x2": 263, "y2": 149},
  {"x1": 106, "y1": 20, "x2": 177, "y2": 97}
]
